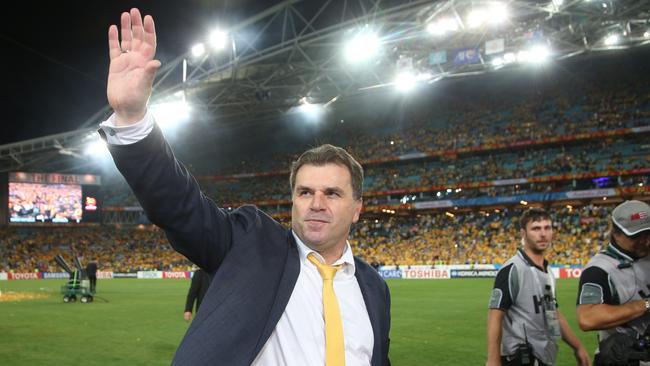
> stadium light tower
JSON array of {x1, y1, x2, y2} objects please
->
[{"x1": 344, "y1": 28, "x2": 381, "y2": 64}]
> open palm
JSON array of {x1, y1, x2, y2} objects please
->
[{"x1": 107, "y1": 8, "x2": 161, "y2": 125}]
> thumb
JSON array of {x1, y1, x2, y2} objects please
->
[{"x1": 144, "y1": 59, "x2": 161, "y2": 79}]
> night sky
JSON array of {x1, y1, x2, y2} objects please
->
[{"x1": 0, "y1": 0, "x2": 269, "y2": 145}]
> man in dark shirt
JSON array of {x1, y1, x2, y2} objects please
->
[
  {"x1": 86, "y1": 261, "x2": 98, "y2": 293},
  {"x1": 184, "y1": 269, "x2": 211, "y2": 322}
]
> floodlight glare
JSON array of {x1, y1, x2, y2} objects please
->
[
  {"x1": 151, "y1": 101, "x2": 191, "y2": 129},
  {"x1": 209, "y1": 29, "x2": 229, "y2": 50},
  {"x1": 466, "y1": 9, "x2": 487, "y2": 28},
  {"x1": 645, "y1": 31, "x2": 650, "y2": 38},
  {"x1": 604, "y1": 34, "x2": 619, "y2": 46},
  {"x1": 552, "y1": 0, "x2": 564, "y2": 6},
  {"x1": 488, "y1": 3, "x2": 508, "y2": 24},
  {"x1": 191, "y1": 43, "x2": 206, "y2": 57},
  {"x1": 426, "y1": 18, "x2": 458, "y2": 36},
  {"x1": 503, "y1": 52, "x2": 516, "y2": 63},
  {"x1": 85, "y1": 140, "x2": 108, "y2": 156},
  {"x1": 394, "y1": 72, "x2": 417, "y2": 92},
  {"x1": 516, "y1": 50, "x2": 531, "y2": 63},
  {"x1": 528, "y1": 45, "x2": 550, "y2": 63},
  {"x1": 344, "y1": 31, "x2": 380, "y2": 63},
  {"x1": 467, "y1": 3, "x2": 507, "y2": 28},
  {"x1": 491, "y1": 57, "x2": 504, "y2": 67}
]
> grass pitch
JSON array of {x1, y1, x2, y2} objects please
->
[{"x1": 0, "y1": 278, "x2": 596, "y2": 365}]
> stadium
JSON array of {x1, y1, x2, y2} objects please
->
[{"x1": 1, "y1": 0, "x2": 650, "y2": 365}]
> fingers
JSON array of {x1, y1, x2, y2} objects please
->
[
  {"x1": 108, "y1": 25, "x2": 121, "y2": 60},
  {"x1": 130, "y1": 8, "x2": 144, "y2": 51},
  {"x1": 143, "y1": 15, "x2": 157, "y2": 53},
  {"x1": 120, "y1": 11, "x2": 132, "y2": 52}
]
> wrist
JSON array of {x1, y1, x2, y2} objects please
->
[
  {"x1": 114, "y1": 109, "x2": 147, "y2": 126},
  {"x1": 643, "y1": 298, "x2": 650, "y2": 313}
]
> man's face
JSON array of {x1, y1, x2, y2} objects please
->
[
  {"x1": 521, "y1": 219, "x2": 553, "y2": 254},
  {"x1": 291, "y1": 163, "x2": 362, "y2": 258},
  {"x1": 630, "y1": 231, "x2": 650, "y2": 257}
]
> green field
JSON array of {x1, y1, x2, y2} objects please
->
[{"x1": 0, "y1": 278, "x2": 597, "y2": 365}]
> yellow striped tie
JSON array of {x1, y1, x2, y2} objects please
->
[{"x1": 308, "y1": 253, "x2": 345, "y2": 366}]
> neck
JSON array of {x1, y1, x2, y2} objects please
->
[
  {"x1": 318, "y1": 244, "x2": 346, "y2": 265},
  {"x1": 524, "y1": 247, "x2": 545, "y2": 268}
]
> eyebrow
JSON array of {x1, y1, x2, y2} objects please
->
[{"x1": 295, "y1": 185, "x2": 346, "y2": 195}]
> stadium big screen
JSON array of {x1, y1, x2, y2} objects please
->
[{"x1": 4, "y1": 172, "x2": 102, "y2": 224}]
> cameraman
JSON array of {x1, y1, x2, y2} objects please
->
[
  {"x1": 577, "y1": 200, "x2": 650, "y2": 365},
  {"x1": 487, "y1": 208, "x2": 590, "y2": 366}
]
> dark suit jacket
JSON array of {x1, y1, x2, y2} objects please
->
[
  {"x1": 185, "y1": 269, "x2": 211, "y2": 313},
  {"x1": 108, "y1": 125, "x2": 391, "y2": 366}
]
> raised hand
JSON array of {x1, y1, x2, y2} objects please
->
[{"x1": 107, "y1": 8, "x2": 161, "y2": 126}]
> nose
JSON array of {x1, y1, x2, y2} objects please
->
[{"x1": 310, "y1": 191, "x2": 326, "y2": 211}]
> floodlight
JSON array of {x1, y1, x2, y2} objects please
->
[
  {"x1": 394, "y1": 72, "x2": 417, "y2": 92},
  {"x1": 528, "y1": 45, "x2": 550, "y2": 63},
  {"x1": 644, "y1": 31, "x2": 649, "y2": 39},
  {"x1": 467, "y1": 3, "x2": 508, "y2": 28},
  {"x1": 151, "y1": 101, "x2": 191, "y2": 129},
  {"x1": 491, "y1": 57, "x2": 504, "y2": 67},
  {"x1": 209, "y1": 29, "x2": 229, "y2": 51},
  {"x1": 488, "y1": 3, "x2": 508, "y2": 24},
  {"x1": 191, "y1": 43, "x2": 206, "y2": 58},
  {"x1": 344, "y1": 30, "x2": 381, "y2": 63},
  {"x1": 85, "y1": 140, "x2": 107, "y2": 156},
  {"x1": 426, "y1": 18, "x2": 458, "y2": 36},
  {"x1": 503, "y1": 52, "x2": 516, "y2": 63},
  {"x1": 604, "y1": 34, "x2": 619, "y2": 46},
  {"x1": 516, "y1": 50, "x2": 531, "y2": 62},
  {"x1": 466, "y1": 9, "x2": 487, "y2": 28},
  {"x1": 552, "y1": 0, "x2": 564, "y2": 6}
]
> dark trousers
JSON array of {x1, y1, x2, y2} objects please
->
[{"x1": 89, "y1": 275, "x2": 97, "y2": 292}]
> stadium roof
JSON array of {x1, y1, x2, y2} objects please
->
[{"x1": 1, "y1": 0, "x2": 649, "y2": 173}]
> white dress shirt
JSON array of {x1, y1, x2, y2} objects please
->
[{"x1": 99, "y1": 113, "x2": 375, "y2": 365}]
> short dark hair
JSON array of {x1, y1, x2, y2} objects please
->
[
  {"x1": 519, "y1": 208, "x2": 552, "y2": 230},
  {"x1": 289, "y1": 144, "x2": 364, "y2": 200}
]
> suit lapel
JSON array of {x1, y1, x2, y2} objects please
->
[
  {"x1": 354, "y1": 259, "x2": 381, "y2": 366},
  {"x1": 249, "y1": 230, "x2": 301, "y2": 363}
]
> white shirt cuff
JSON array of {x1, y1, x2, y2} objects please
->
[{"x1": 98, "y1": 111, "x2": 155, "y2": 145}]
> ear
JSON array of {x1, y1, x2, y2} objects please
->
[
  {"x1": 352, "y1": 198, "x2": 362, "y2": 223},
  {"x1": 520, "y1": 228, "x2": 526, "y2": 243}
]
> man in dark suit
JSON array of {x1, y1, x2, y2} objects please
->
[
  {"x1": 99, "y1": 8, "x2": 390, "y2": 366},
  {"x1": 85, "y1": 260, "x2": 98, "y2": 293},
  {"x1": 184, "y1": 268, "x2": 211, "y2": 322}
]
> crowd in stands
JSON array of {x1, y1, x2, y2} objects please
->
[
  {"x1": 350, "y1": 205, "x2": 611, "y2": 267},
  {"x1": 0, "y1": 225, "x2": 190, "y2": 273},
  {"x1": 0, "y1": 205, "x2": 615, "y2": 272},
  {"x1": 193, "y1": 136, "x2": 649, "y2": 205},
  {"x1": 204, "y1": 77, "x2": 650, "y2": 175}
]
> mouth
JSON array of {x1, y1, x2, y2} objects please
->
[{"x1": 305, "y1": 219, "x2": 330, "y2": 224}]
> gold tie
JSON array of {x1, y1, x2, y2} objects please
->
[{"x1": 308, "y1": 253, "x2": 345, "y2": 366}]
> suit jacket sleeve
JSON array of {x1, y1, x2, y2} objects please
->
[{"x1": 107, "y1": 124, "x2": 235, "y2": 272}]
